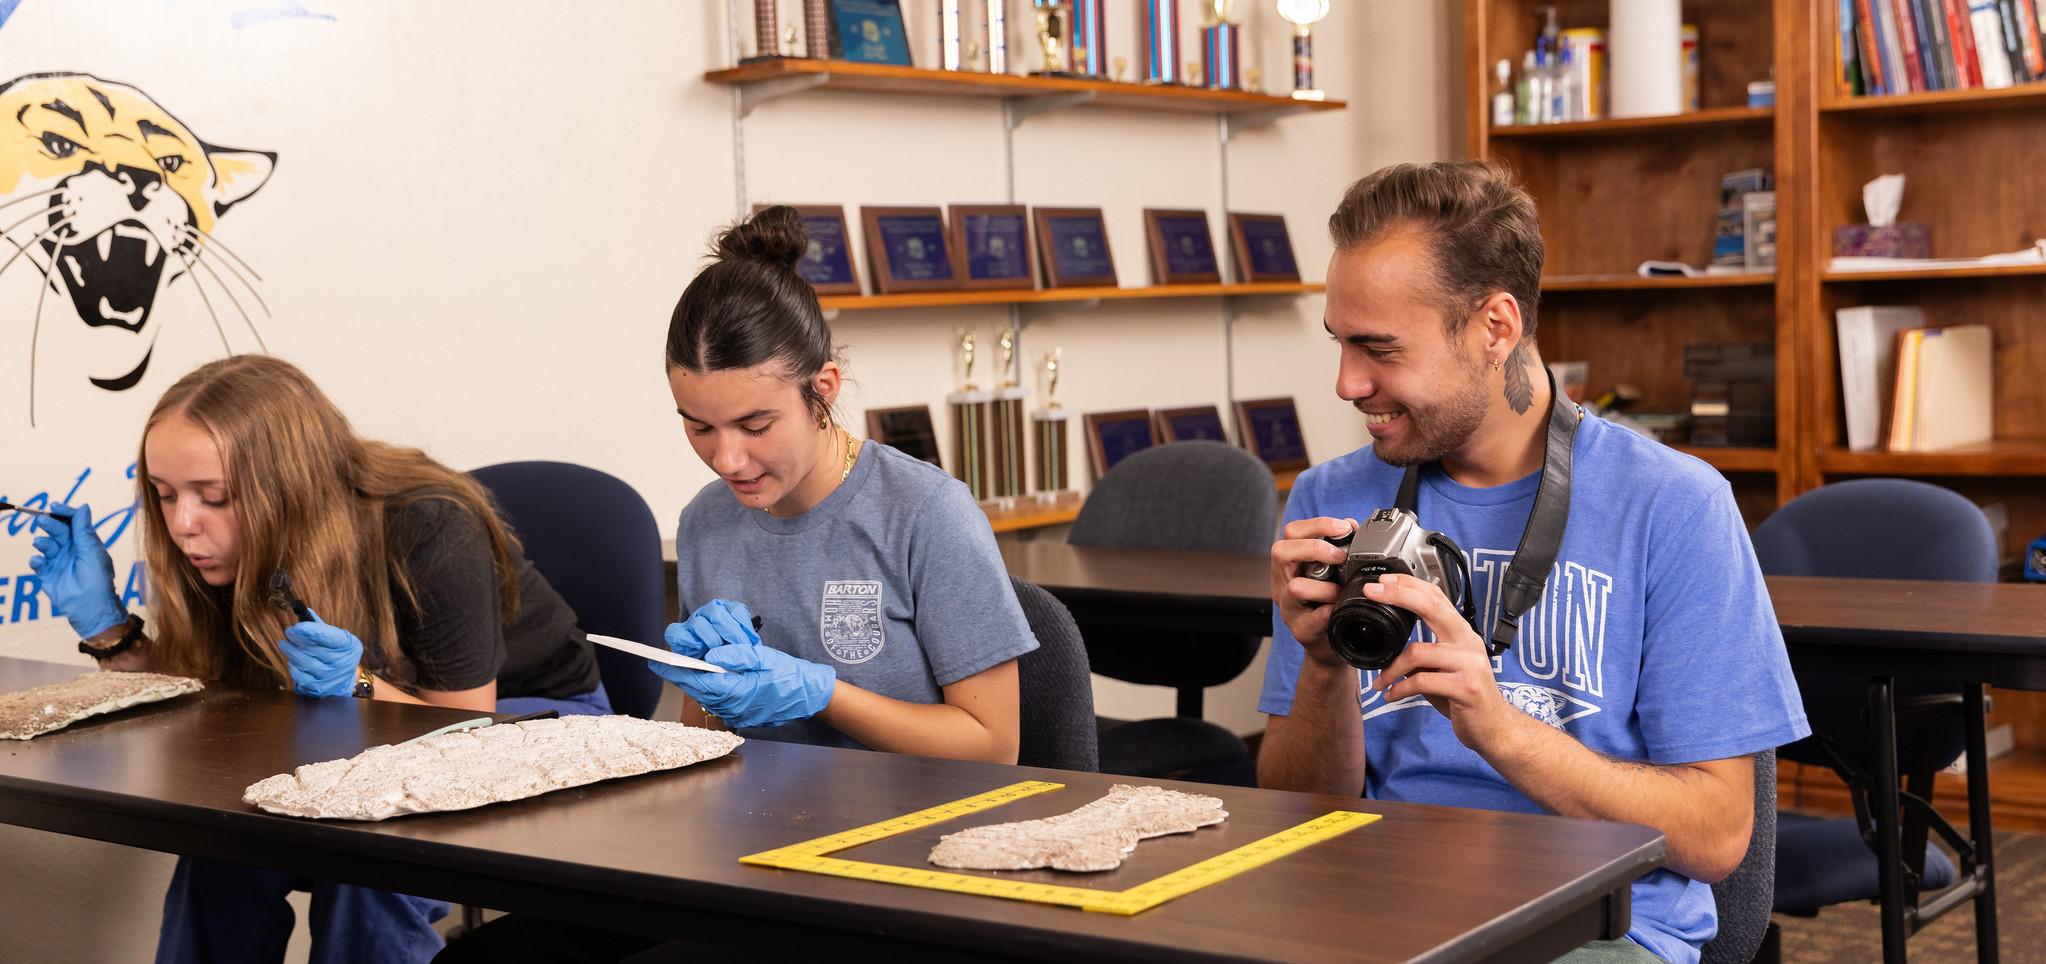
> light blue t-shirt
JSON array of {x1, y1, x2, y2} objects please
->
[
  {"x1": 675, "y1": 440, "x2": 1038, "y2": 749},
  {"x1": 1258, "y1": 413, "x2": 1809, "y2": 964}
]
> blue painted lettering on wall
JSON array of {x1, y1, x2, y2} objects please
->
[
  {"x1": 0, "y1": 1, "x2": 20, "y2": 32},
  {"x1": 2, "y1": 463, "x2": 148, "y2": 625}
]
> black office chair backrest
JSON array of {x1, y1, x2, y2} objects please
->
[
  {"x1": 1751, "y1": 479, "x2": 1996, "y2": 775},
  {"x1": 469, "y1": 461, "x2": 666, "y2": 720},
  {"x1": 1700, "y1": 750, "x2": 1777, "y2": 964},
  {"x1": 1068, "y1": 441, "x2": 1277, "y2": 690},
  {"x1": 1010, "y1": 578, "x2": 1099, "y2": 772}
]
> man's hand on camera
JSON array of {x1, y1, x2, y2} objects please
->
[
  {"x1": 1270, "y1": 516, "x2": 1358, "y2": 668},
  {"x1": 1366, "y1": 573, "x2": 1517, "y2": 751}
]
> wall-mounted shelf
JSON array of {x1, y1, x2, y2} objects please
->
[
  {"x1": 704, "y1": 57, "x2": 1348, "y2": 120},
  {"x1": 820, "y1": 282, "x2": 1324, "y2": 312},
  {"x1": 1488, "y1": 106, "x2": 1772, "y2": 140},
  {"x1": 1542, "y1": 273, "x2": 1776, "y2": 292}
]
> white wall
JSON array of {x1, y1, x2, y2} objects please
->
[{"x1": 0, "y1": 1, "x2": 1454, "y2": 957}]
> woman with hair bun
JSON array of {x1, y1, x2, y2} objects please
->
[
  {"x1": 434, "y1": 205, "x2": 1039, "y2": 964},
  {"x1": 652, "y1": 204, "x2": 1036, "y2": 760}
]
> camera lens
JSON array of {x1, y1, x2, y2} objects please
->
[{"x1": 1326, "y1": 589, "x2": 1417, "y2": 671}]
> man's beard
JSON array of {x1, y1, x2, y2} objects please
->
[{"x1": 1364, "y1": 358, "x2": 1491, "y2": 467}]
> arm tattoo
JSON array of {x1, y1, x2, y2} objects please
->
[{"x1": 1504, "y1": 342, "x2": 1534, "y2": 414}]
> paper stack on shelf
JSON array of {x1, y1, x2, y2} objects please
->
[{"x1": 1831, "y1": 240, "x2": 2046, "y2": 274}]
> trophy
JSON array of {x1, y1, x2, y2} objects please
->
[
  {"x1": 1200, "y1": 1, "x2": 1242, "y2": 90},
  {"x1": 984, "y1": 0, "x2": 1011, "y2": 73},
  {"x1": 1070, "y1": 0, "x2": 1108, "y2": 76},
  {"x1": 747, "y1": 0, "x2": 778, "y2": 61},
  {"x1": 1276, "y1": 0, "x2": 1331, "y2": 100},
  {"x1": 1031, "y1": 349, "x2": 1071, "y2": 496},
  {"x1": 1141, "y1": 0, "x2": 1182, "y2": 84},
  {"x1": 804, "y1": 0, "x2": 830, "y2": 58},
  {"x1": 1030, "y1": 0, "x2": 1076, "y2": 76},
  {"x1": 939, "y1": 0, "x2": 966, "y2": 70},
  {"x1": 946, "y1": 329, "x2": 997, "y2": 501},
  {"x1": 990, "y1": 329, "x2": 1029, "y2": 500}
]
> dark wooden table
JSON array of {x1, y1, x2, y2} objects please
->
[
  {"x1": 1002, "y1": 542, "x2": 2046, "y2": 964},
  {"x1": 0, "y1": 657, "x2": 1663, "y2": 961}
]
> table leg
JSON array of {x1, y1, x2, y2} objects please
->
[
  {"x1": 1964, "y1": 684, "x2": 2000, "y2": 964},
  {"x1": 1870, "y1": 676, "x2": 1908, "y2": 964}
]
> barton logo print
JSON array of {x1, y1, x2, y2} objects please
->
[
  {"x1": 819, "y1": 580, "x2": 884, "y2": 664},
  {"x1": 1, "y1": 72, "x2": 276, "y2": 423}
]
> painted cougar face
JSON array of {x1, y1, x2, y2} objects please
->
[{"x1": 0, "y1": 72, "x2": 274, "y2": 406}]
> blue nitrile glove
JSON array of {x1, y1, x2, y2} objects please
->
[
  {"x1": 279, "y1": 609, "x2": 365, "y2": 698},
  {"x1": 649, "y1": 641, "x2": 836, "y2": 729},
  {"x1": 661, "y1": 599, "x2": 760, "y2": 660},
  {"x1": 28, "y1": 503, "x2": 128, "y2": 639}
]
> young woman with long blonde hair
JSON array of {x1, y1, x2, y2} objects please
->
[{"x1": 29, "y1": 353, "x2": 608, "y2": 964}]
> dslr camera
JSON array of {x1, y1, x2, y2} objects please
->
[{"x1": 1303, "y1": 508, "x2": 1474, "y2": 670}]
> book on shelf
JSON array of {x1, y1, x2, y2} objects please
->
[
  {"x1": 1887, "y1": 323, "x2": 1993, "y2": 452},
  {"x1": 1835, "y1": 305, "x2": 1925, "y2": 450},
  {"x1": 1842, "y1": 0, "x2": 2046, "y2": 93}
]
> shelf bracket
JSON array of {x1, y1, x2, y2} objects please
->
[
  {"x1": 1007, "y1": 91, "x2": 1097, "y2": 129},
  {"x1": 740, "y1": 73, "x2": 831, "y2": 117},
  {"x1": 1221, "y1": 106, "x2": 1299, "y2": 140}
]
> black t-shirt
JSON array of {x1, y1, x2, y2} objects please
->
[{"x1": 376, "y1": 497, "x2": 600, "y2": 701}]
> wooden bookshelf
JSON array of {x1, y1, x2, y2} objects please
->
[
  {"x1": 1674, "y1": 446, "x2": 1781, "y2": 473},
  {"x1": 1489, "y1": 105, "x2": 1772, "y2": 140},
  {"x1": 1822, "y1": 262, "x2": 2046, "y2": 283},
  {"x1": 819, "y1": 282, "x2": 1324, "y2": 312},
  {"x1": 1820, "y1": 79, "x2": 2046, "y2": 116},
  {"x1": 1818, "y1": 441, "x2": 2046, "y2": 477},
  {"x1": 1541, "y1": 273, "x2": 1775, "y2": 292},
  {"x1": 704, "y1": 57, "x2": 1348, "y2": 117}
]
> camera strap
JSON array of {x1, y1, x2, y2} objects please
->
[{"x1": 1395, "y1": 369, "x2": 1579, "y2": 658}]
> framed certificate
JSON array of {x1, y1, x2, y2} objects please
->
[
  {"x1": 1233, "y1": 397, "x2": 1309, "y2": 472},
  {"x1": 861, "y1": 206, "x2": 960, "y2": 294},
  {"x1": 1032, "y1": 207, "x2": 1118, "y2": 288},
  {"x1": 1083, "y1": 408, "x2": 1158, "y2": 479},
  {"x1": 1226, "y1": 212, "x2": 1302, "y2": 284},
  {"x1": 1154, "y1": 405, "x2": 1229, "y2": 443},
  {"x1": 829, "y1": 0, "x2": 913, "y2": 65},
  {"x1": 755, "y1": 203, "x2": 861, "y2": 296},
  {"x1": 949, "y1": 204, "x2": 1036, "y2": 291},
  {"x1": 1143, "y1": 208, "x2": 1221, "y2": 285},
  {"x1": 865, "y1": 405, "x2": 942, "y2": 468}
]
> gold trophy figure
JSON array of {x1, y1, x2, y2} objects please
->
[
  {"x1": 1031, "y1": 348, "x2": 1071, "y2": 496},
  {"x1": 946, "y1": 329, "x2": 997, "y2": 501},
  {"x1": 1030, "y1": 1, "x2": 1075, "y2": 76},
  {"x1": 990, "y1": 329, "x2": 1029, "y2": 501}
]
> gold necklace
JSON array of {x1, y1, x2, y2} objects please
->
[{"x1": 839, "y1": 427, "x2": 859, "y2": 483}]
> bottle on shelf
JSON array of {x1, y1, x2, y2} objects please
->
[
  {"x1": 1492, "y1": 58, "x2": 1516, "y2": 127},
  {"x1": 1516, "y1": 50, "x2": 1538, "y2": 125},
  {"x1": 1533, "y1": 37, "x2": 1553, "y2": 123},
  {"x1": 1555, "y1": 43, "x2": 1576, "y2": 122}
]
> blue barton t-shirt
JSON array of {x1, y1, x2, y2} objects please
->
[
  {"x1": 675, "y1": 440, "x2": 1039, "y2": 749},
  {"x1": 1258, "y1": 413, "x2": 1808, "y2": 964}
]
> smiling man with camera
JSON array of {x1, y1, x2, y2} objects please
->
[{"x1": 1258, "y1": 161, "x2": 1809, "y2": 964}]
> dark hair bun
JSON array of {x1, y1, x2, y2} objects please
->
[{"x1": 714, "y1": 205, "x2": 808, "y2": 270}]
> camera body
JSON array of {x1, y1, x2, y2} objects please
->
[{"x1": 1303, "y1": 508, "x2": 1473, "y2": 670}]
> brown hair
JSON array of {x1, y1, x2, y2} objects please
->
[
  {"x1": 665, "y1": 205, "x2": 840, "y2": 421},
  {"x1": 1328, "y1": 160, "x2": 1544, "y2": 339},
  {"x1": 137, "y1": 355, "x2": 521, "y2": 688}
]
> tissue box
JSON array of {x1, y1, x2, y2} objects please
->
[{"x1": 1834, "y1": 223, "x2": 1931, "y2": 258}]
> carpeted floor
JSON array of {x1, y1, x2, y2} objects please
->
[{"x1": 1775, "y1": 828, "x2": 2046, "y2": 963}]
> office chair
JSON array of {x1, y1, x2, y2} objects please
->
[
  {"x1": 1752, "y1": 479, "x2": 1994, "y2": 919},
  {"x1": 1700, "y1": 751, "x2": 1777, "y2": 964},
  {"x1": 470, "y1": 461, "x2": 666, "y2": 721},
  {"x1": 1067, "y1": 441, "x2": 1276, "y2": 781},
  {"x1": 1010, "y1": 578, "x2": 1099, "y2": 772}
]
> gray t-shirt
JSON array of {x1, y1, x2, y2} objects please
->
[{"x1": 673, "y1": 439, "x2": 1039, "y2": 748}]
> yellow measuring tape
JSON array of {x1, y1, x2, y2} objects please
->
[{"x1": 741, "y1": 780, "x2": 1379, "y2": 915}]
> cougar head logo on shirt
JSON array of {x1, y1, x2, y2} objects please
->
[{"x1": 1, "y1": 72, "x2": 275, "y2": 419}]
